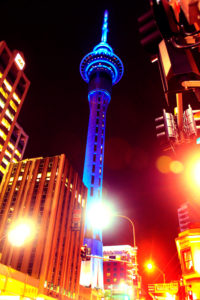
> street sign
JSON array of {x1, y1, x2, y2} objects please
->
[{"x1": 148, "y1": 282, "x2": 179, "y2": 294}]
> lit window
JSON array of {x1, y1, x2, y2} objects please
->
[
  {"x1": 113, "y1": 278, "x2": 117, "y2": 282},
  {"x1": 0, "y1": 129, "x2": 7, "y2": 141},
  {"x1": 4, "y1": 79, "x2": 12, "y2": 92},
  {"x1": 10, "y1": 100, "x2": 17, "y2": 112},
  {"x1": 106, "y1": 273, "x2": 111, "y2": 276},
  {"x1": 0, "y1": 165, "x2": 6, "y2": 174},
  {"x1": 12, "y1": 158, "x2": 18, "y2": 163},
  {"x1": 13, "y1": 93, "x2": 21, "y2": 104},
  {"x1": 0, "y1": 97, "x2": 5, "y2": 109},
  {"x1": 0, "y1": 87, "x2": 8, "y2": 99},
  {"x1": 5, "y1": 109, "x2": 14, "y2": 121},
  {"x1": 5, "y1": 150, "x2": 11, "y2": 158},
  {"x1": 15, "y1": 149, "x2": 21, "y2": 158},
  {"x1": 2, "y1": 157, "x2": 9, "y2": 165},
  {"x1": 8, "y1": 142, "x2": 14, "y2": 150},
  {"x1": 2, "y1": 118, "x2": 11, "y2": 130}
]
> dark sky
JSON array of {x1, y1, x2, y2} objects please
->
[{"x1": 1, "y1": 0, "x2": 193, "y2": 287}]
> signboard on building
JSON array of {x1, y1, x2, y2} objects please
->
[{"x1": 148, "y1": 282, "x2": 179, "y2": 294}]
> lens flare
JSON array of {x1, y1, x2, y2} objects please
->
[
  {"x1": 170, "y1": 160, "x2": 184, "y2": 174},
  {"x1": 156, "y1": 155, "x2": 171, "y2": 173}
]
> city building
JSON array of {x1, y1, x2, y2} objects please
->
[
  {"x1": 0, "y1": 41, "x2": 30, "y2": 179},
  {"x1": 0, "y1": 154, "x2": 87, "y2": 299},
  {"x1": 103, "y1": 245, "x2": 140, "y2": 299},
  {"x1": 80, "y1": 11, "x2": 124, "y2": 289},
  {"x1": 176, "y1": 227, "x2": 200, "y2": 299},
  {"x1": 178, "y1": 201, "x2": 200, "y2": 232}
]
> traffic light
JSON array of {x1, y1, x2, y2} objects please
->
[
  {"x1": 80, "y1": 245, "x2": 91, "y2": 261},
  {"x1": 138, "y1": 8, "x2": 162, "y2": 55},
  {"x1": 183, "y1": 105, "x2": 197, "y2": 138},
  {"x1": 155, "y1": 109, "x2": 178, "y2": 150},
  {"x1": 137, "y1": 0, "x2": 179, "y2": 55}
]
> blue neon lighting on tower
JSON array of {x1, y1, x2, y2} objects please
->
[{"x1": 80, "y1": 10, "x2": 124, "y2": 289}]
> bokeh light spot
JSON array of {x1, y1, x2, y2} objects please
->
[
  {"x1": 170, "y1": 160, "x2": 184, "y2": 174},
  {"x1": 156, "y1": 155, "x2": 171, "y2": 173}
]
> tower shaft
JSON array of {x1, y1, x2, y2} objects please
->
[{"x1": 80, "y1": 10, "x2": 123, "y2": 290}]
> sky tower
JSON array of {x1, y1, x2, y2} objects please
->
[{"x1": 80, "y1": 11, "x2": 124, "y2": 289}]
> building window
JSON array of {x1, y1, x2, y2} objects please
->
[
  {"x1": 91, "y1": 176, "x2": 94, "y2": 185},
  {"x1": 96, "y1": 127, "x2": 98, "y2": 133},
  {"x1": 90, "y1": 187, "x2": 93, "y2": 196},
  {"x1": 95, "y1": 135, "x2": 98, "y2": 142},
  {"x1": 92, "y1": 165, "x2": 95, "y2": 173},
  {"x1": 106, "y1": 279, "x2": 110, "y2": 283},
  {"x1": 120, "y1": 273, "x2": 124, "y2": 277},
  {"x1": 96, "y1": 119, "x2": 99, "y2": 125},
  {"x1": 113, "y1": 278, "x2": 117, "y2": 282},
  {"x1": 106, "y1": 273, "x2": 111, "y2": 276},
  {"x1": 93, "y1": 154, "x2": 96, "y2": 162},
  {"x1": 97, "y1": 104, "x2": 100, "y2": 110},
  {"x1": 182, "y1": 248, "x2": 194, "y2": 272},
  {"x1": 99, "y1": 178, "x2": 101, "y2": 186},
  {"x1": 94, "y1": 144, "x2": 97, "y2": 152}
]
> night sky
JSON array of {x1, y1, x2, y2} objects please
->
[{"x1": 2, "y1": 0, "x2": 196, "y2": 288}]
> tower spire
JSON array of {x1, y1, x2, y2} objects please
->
[{"x1": 101, "y1": 10, "x2": 108, "y2": 43}]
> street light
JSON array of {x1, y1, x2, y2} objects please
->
[
  {"x1": 7, "y1": 218, "x2": 36, "y2": 247},
  {"x1": 3, "y1": 218, "x2": 36, "y2": 266},
  {"x1": 86, "y1": 202, "x2": 136, "y2": 248},
  {"x1": 145, "y1": 261, "x2": 166, "y2": 283},
  {"x1": 115, "y1": 214, "x2": 136, "y2": 248}
]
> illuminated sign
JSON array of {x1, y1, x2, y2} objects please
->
[
  {"x1": 148, "y1": 283, "x2": 179, "y2": 294},
  {"x1": 15, "y1": 53, "x2": 25, "y2": 70}
]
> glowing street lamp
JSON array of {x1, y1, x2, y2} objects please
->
[
  {"x1": 87, "y1": 202, "x2": 136, "y2": 248},
  {"x1": 7, "y1": 218, "x2": 36, "y2": 247},
  {"x1": 2, "y1": 218, "x2": 36, "y2": 267},
  {"x1": 145, "y1": 261, "x2": 166, "y2": 283}
]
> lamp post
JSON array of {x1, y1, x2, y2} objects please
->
[
  {"x1": 115, "y1": 214, "x2": 136, "y2": 248},
  {"x1": 146, "y1": 261, "x2": 166, "y2": 283}
]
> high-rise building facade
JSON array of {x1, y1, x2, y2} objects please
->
[
  {"x1": 0, "y1": 154, "x2": 87, "y2": 299},
  {"x1": 103, "y1": 245, "x2": 140, "y2": 299},
  {"x1": 0, "y1": 41, "x2": 30, "y2": 179},
  {"x1": 80, "y1": 11, "x2": 124, "y2": 289},
  {"x1": 1, "y1": 122, "x2": 28, "y2": 178}
]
